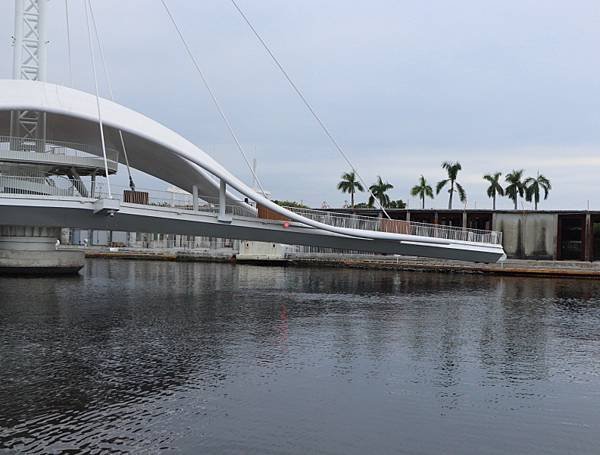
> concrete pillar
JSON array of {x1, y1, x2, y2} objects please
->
[
  {"x1": 434, "y1": 212, "x2": 439, "y2": 224},
  {"x1": 192, "y1": 184, "x2": 199, "y2": 211},
  {"x1": 585, "y1": 213, "x2": 592, "y2": 262},
  {"x1": 462, "y1": 211, "x2": 468, "y2": 230},
  {"x1": 90, "y1": 173, "x2": 96, "y2": 198},
  {"x1": 0, "y1": 225, "x2": 84, "y2": 275},
  {"x1": 219, "y1": 179, "x2": 226, "y2": 219},
  {"x1": 552, "y1": 213, "x2": 559, "y2": 260},
  {"x1": 406, "y1": 210, "x2": 410, "y2": 222},
  {"x1": 217, "y1": 179, "x2": 232, "y2": 222}
]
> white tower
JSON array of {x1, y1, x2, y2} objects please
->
[{"x1": 10, "y1": 0, "x2": 47, "y2": 140}]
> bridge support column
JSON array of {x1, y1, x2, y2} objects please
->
[
  {"x1": 192, "y1": 184, "x2": 199, "y2": 211},
  {"x1": 0, "y1": 225, "x2": 84, "y2": 275},
  {"x1": 218, "y1": 179, "x2": 232, "y2": 223},
  {"x1": 91, "y1": 173, "x2": 97, "y2": 198}
]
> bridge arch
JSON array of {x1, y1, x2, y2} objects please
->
[{"x1": 0, "y1": 79, "x2": 505, "y2": 260}]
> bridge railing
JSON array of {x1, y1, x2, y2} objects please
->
[
  {"x1": 94, "y1": 183, "x2": 252, "y2": 217},
  {"x1": 0, "y1": 175, "x2": 251, "y2": 216},
  {"x1": 0, "y1": 174, "x2": 78, "y2": 197},
  {"x1": 0, "y1": 175, "x2": 502, "y2": 245},
  {"x1": 0, "y1": 135, "x2": 120, "y2": 169},
  {"x1": 284, "y1": 206, "x2": 503, "y2": 245}
]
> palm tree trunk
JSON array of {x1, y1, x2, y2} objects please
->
[
  {"x1": 448, "y1": 181, "x2": 454, "y2": 210},
  {"x1": 493, "y1": 195, "x2": 496, "y2": 211},
  {"x1": 351, "y1": 190, "x2": 354, "y2": 208},
  {"x1": 422, "y1": 195, "x2": 425, "y2": 209},
  {"x1": 514, "y1": 198, "x2": 517, "y2": 210}
]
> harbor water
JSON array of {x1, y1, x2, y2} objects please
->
[{"x1": 1, "y1": 260, "x2": 599, "y2": 454}]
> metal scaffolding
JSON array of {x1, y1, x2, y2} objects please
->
[{"x1": 10, "y1": 0, "x2": 47, "y2": 141}]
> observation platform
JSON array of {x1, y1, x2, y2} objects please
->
[{"x1": 0, "y1": 136, "x2": 119, "y2": 176}]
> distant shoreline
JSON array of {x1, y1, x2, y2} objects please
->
[{"x1": 82, "y1": 248, "x2": 600, "y2": 280}]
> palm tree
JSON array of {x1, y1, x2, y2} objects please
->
[
  {"x1": 524, "y1": 173, "x2": 551, "y2": 210},
  {"x1": 337, "y1": 171, "x2": 364, "y2": 208},
  {"x1": 368, "y1": 176, "x2": 394, "y2": 208},
  {"x1": 483, "y1": 172, "x2": 504, "y2": 210},
  {"x1": 411, "y1": 175, "x2": 434, "y2": 209},
  {"x1": 505, "y1": 169, "x2": 525, "y2": 210},
  {"x1": 436, "y1": 161, "x2": 466, "y2": 209}
]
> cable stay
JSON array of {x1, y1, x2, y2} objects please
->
[
  {"x1": 88, "y1": 1, "x2": 136, "y2": 191},
  {"x1": 160, "y1": 0, "x2": 267, "y2": 198},
  {"x1": 228, "y1": 0, "x2": 391, "y2": 219},
  {"x1": 84, "y1": 0, "x2": 112, "y2": 198},
  {"x1": 64, "y1": 0, "x2": 72, "y2": 87}
]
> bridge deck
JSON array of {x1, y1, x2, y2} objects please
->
[{"x1": 0, "y1": 187, "x2": 506, "y2": 263}]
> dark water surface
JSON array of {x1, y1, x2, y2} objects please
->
[{"x1": 1, "y1": 260, "x2": 600, "y2": 454}]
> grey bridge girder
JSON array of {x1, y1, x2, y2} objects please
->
[{"x1": 0, "y1": 197, "x2": 503, "y2": 262}]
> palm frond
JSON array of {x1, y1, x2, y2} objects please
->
[
  {"x1": 436, "y1": 179, "x2": 448, "y2": 194},
  {"x1": 538, "y1": 175, "x2": 551, "y2": 190},
  {"x1": 455, "y1": 182, "x2": 467, "y2": 203},
  {"x1": 525, "y1": 183, "x2": 535, "y2": 201}
]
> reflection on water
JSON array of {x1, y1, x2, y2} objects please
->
[{"x1": 1, "y1": 261, "x2": 600, "y2": 454}]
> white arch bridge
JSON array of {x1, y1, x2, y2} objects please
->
[{"x1": 0, "y1": 80, "x2": 506, "y2": 264}]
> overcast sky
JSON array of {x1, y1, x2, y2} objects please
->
[{"x1": 1, "y1": 0, "x2": 599, "y2": 209}]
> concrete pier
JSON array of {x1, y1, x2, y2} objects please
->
[{"x1": 0, "y1": 226, "x2": 84, "y2": 275}]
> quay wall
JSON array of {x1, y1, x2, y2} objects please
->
[
  {"x1": 494, "y1": 213, "x2": 557, "y2": 260},
  {"x1": 79, "y1": 248, "x2": 600, "y2": 280}
]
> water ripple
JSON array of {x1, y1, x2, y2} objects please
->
[{"x1": 1, "y1": 262, "x2": 600, "y2": 453}]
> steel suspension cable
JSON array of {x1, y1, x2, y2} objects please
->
[
  {"x1": 228, "y1": 0, "x2": 391, "y2": 219},
  {"x1": 89, "y1": 0, "x2": 136, "y2": 191},
  {"x1": 160, "y1": 0, "x2": 267, "y2": 197},
  {"x1": 84, "y1": 0, "x2": 112, "y2": 198},
  {"x1": 64, "y1": 0, "x2": 72, "y2": 86}
]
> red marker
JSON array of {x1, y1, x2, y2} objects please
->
[{"x1": 283, "y1": 221, "x2": 290, "y2": 228}]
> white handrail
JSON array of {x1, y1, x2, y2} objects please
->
[{"x1": 284, "y1": 206, "x2": 503, "y2": 245}]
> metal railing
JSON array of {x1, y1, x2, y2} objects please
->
[
  {"x1": 0, "y1": 173, "x2": 501, "y2": 245},
  {"x1": 0, "y1": 135, "x2": 120, "y2": 170},
  {"x1": 0, "y1": 175, "x2": 251, "y2": 217},
  {"x1": 285, "y1": 206, "x2": 502, "y2": 245},
  {"x1": 0, "y1": 174, "x2": 78, "y2": 197},
  {"x1": 94, "y1": 183, "x2": 253, "y2": 218}
]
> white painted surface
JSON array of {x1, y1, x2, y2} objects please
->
[{"x1": 0, "y1": 80, "x2": 505, "y2": 261}]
